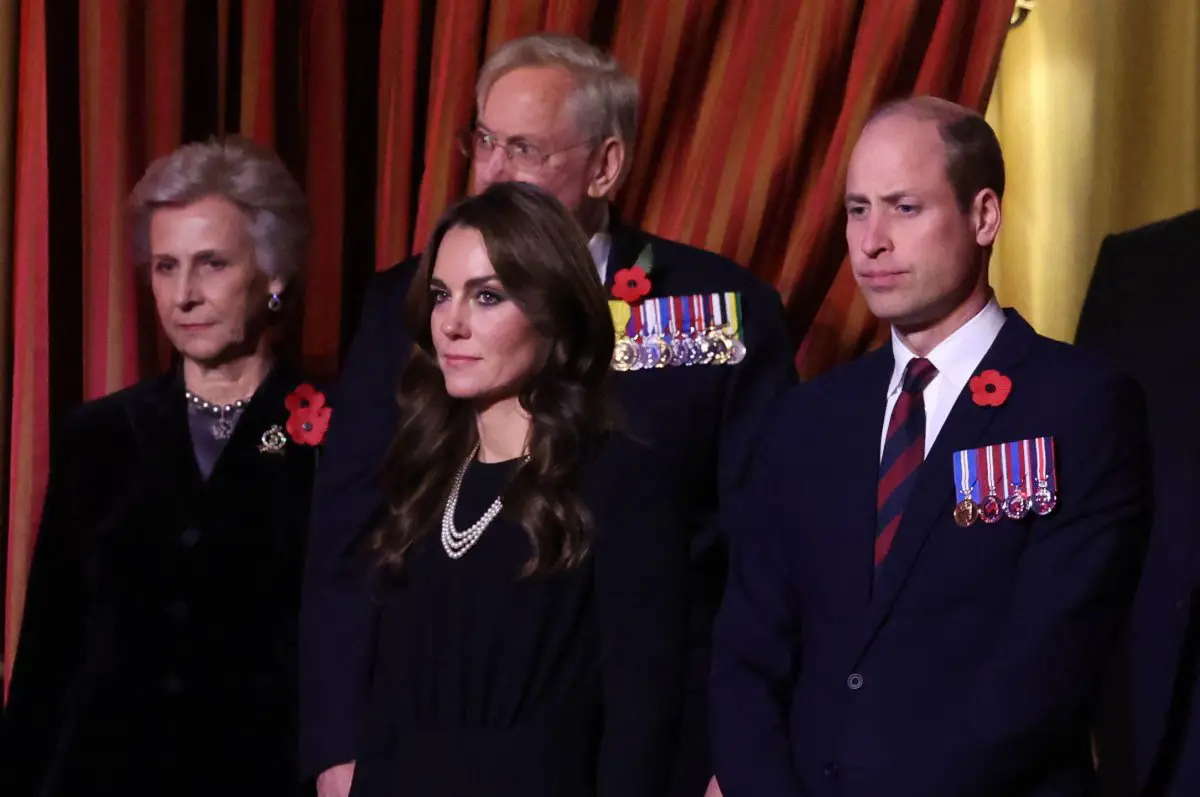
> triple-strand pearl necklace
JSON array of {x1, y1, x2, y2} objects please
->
[{"x1": 441, "y1": 442, "x2": 524, "y2": 559}]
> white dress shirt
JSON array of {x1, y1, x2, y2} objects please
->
[
  {"x1": 880, "y1": 298, "x2": 1007, "y2": 459},
  {"x1": 589, "y1": 231, "x2": 612, "y2": 282},
  {"x1": 588, "y1": 205, "x2": 612, "y2": 282}
]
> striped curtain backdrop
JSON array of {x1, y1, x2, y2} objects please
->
[{"x1": 1, "y1": 0, "x2": 1015, "y2": 686}]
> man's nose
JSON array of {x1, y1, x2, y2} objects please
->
[{"x1": 476, "y1": 145, "x2": 511, "y2": 187}]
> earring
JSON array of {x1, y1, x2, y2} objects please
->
[{"x1": 268, "y1": 293, "x2": 282, "y2": 312}]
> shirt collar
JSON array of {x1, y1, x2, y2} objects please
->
[
  {"x1": 587, "y1": 205, "x2": 612, "y2": 278},
  {"x1": 887, "y1": 297, "x2": 1007, "y2": 397}
]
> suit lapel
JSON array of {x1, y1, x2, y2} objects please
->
[
  {"x1": 130, "y1": 369, "x2": 204, "y2": 511},
  {"x1": 605, "y1": 207, "x2": 656, "y2": 294},
  {"x1": 855, "y1": 311, "x2": 1039, "y2": 662}
]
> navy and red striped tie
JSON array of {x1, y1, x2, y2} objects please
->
[{"x1": 876, "y1": 357, "x2": 938, "y2": 568}]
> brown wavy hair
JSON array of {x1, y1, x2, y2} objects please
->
[{"x1": 370, "y1": 182, "x2": 620, "y2": 577}]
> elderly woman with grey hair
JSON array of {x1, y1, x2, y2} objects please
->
[{"x1": 0, "y1": 136, "x2": 322, "y2": 797}]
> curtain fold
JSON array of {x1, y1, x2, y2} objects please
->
[
  {"x1": 0, "y1": 0, "x2": 17, "y2": 685},
  {"x1": 5, "y1": 0, "x2": 53, "y2": 689},
  {"x1": 2, "y1": 0, "x2": 1014, "y2": 687}
]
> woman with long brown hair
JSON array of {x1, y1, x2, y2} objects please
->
[{"x1": 346, "y1": 182, "x2": 688, "y2": 797}]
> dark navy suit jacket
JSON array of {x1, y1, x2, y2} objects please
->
[
  {"x1": 711, "y1": 310, "x2": 1150, "y2": 797},
  {"x1": 1077, "y1": 209, "x2": 1200, "y2": 797},
  {"x1": 298, "y1": 208, "x2": 797, "y2": 796}
]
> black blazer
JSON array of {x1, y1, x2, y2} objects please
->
[
  {"x1": 299, "y1": 208, "x2": 798, "y2": 797},
  {"x1": 0, "y1": 365, "x2": 319, "y2": 797},
  {"x1": 714, "y1": 311, "x2": 1150, "y2": 797},
  {"x1": 1078, "y1": 209, "x2": 1200, "y2": 796}
]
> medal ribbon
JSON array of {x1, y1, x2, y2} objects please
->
[
  {"x1": 723, "y1": 292, "x2": 744, "y2": 340},
  {"x1": 953, "y1": 448, "x2": 977, "y2": 502},
  {"x1": 1021, "y1": 438, "x2": 1034, "y2": 491},
  {"x1": 710, "y1": 293, "x2": 724, "y2": 330},
  {"x1": 627, "y1": 303, "x2": 639, "y2": 340},
  {"x1": 983, "y1": 445, "x2": 998, "y2": 500},
  {"x1": 997, "y1": 444, "x2": 1011, "y2": 500},
  {"x1": 1035, "y1": 436, "x2": 1057, "y2": 492}
]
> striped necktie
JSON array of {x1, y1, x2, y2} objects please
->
[{"x1": 876, "y1": 357, "x2": 938, "y2": 568}]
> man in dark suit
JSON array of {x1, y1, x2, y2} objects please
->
[
  {"x1": 710, "y1": 96, "x2": 1150, "y2": 797},
  {"x1": 1078, "y1": 209, "x2": 1200, "y2": 797},
  {"x1": 299, "y1": 33, "x2": 796, "y2": 797}
]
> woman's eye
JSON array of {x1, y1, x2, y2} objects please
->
[
  {"x1": 431, "y1": 289, "x2": 449, "y2": 303},
  {"x1": 476, "y1": 290, "x2": 505, "y2": 306}
]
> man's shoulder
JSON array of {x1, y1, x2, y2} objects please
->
[
  {"x1": 1097, "y1": 208, "x2": 1200, "y2": 287},
  {"x1": 1108, "y1": 207, "x2": 1200, "y2": 247},
  {"x1": 371, "y1": 254, "x2": 423, "y2": 299},
  {"x1": 759, "y1": 347, "x2": 890, "y2": 439},
  {"x1": 1000, "y1": 328, "x2": 1145, "y2": 433},
  {"x1": 1025, "y1": 330, "x2": 1134, "y2": 394},
  {"x1": 644, "y1": 231, "x2": 779, "y2": 302}
]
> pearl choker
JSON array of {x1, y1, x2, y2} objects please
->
[{"x1": 185, "y1": 390, "x2": 251, "y2": 440}]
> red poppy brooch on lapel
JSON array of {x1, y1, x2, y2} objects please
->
[
  {"x1": 970, "y1": 369, "x2": 1012, "y2": 407},
  {"x1": 285, "y1": 383, "x2": 332, "y2": 445},
  {"x1": 611, "y1": 244, "x2": 655, "y2": 304}
]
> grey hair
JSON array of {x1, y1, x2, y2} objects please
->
[
  {"x1": 477, "y1": 33, "x2": 640, "y2": 172},
  {"x1": 127, "y1": 135, "x2": 311, "y2": 283}
]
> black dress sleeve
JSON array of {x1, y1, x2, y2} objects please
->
[
  {"x1": 1, "y1": 430, "x2": 87, "y2": 796},
  {"x1": 591, "y1": 441, "x2": 690, "y2": 797}
]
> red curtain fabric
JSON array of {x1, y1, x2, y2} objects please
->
[{"x1": 0, "y1": 0, "x2": 1015, "y2": 686}]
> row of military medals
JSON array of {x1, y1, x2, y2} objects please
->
[
  {"x1": 610, "y1": 293, "x2": 746, "y2": 371},
  {"x1": 952, "y1": 437, "x2": 1058, "y2": 527}
]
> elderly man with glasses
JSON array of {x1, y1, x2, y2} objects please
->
[{"x1": 299, "y1": 32, "x2": 796, "y2": 797}]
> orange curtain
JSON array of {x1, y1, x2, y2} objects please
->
[{"x1": 1, "y1": 0, "x2": 1014, "y2": 685}]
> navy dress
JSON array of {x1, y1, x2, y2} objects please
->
[{"x1": 348, "y1": 438, "x2": 689, "y2": 797}]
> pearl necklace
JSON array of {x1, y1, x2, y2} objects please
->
[
  {"x1": 441, "y1": 443, "x2": 521, "y2": 559},
  {"x1": 185, "y1": 390, "x2": 251, "y2": 440}
]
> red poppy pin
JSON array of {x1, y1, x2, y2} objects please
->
[
  {"x1": 611, "y1": 244, "x2": 655, "y2": 304},
  {"x1": 285, "y1": 383, "x2": 333, "y2": 445},
  {"x1": 970, "y1": 369, "x2": 1012, "y2": 407}
]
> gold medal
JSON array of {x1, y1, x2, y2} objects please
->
[
  {"x1": 612, "y1": 337, "x2": 638, "y2": 371},
  {"x1": 953, "y1": 498, "x2": 978, "y2": 527}
]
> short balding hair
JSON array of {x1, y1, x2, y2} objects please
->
[
  {"x1": 865, "y1": 95, "x2": 1005, "y2": 211},
  {"x1": 476, "y1": 33, "x2": 640, "y2": 179}
]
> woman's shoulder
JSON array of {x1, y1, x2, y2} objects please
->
[{"x1": 61, "y1": 374, "x2": 169, "y2": 441}]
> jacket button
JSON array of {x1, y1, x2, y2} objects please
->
[
  {"x1": 179, "y1": 527, "x2": 201, "y2": 547},
  {"x1": 847, "y1": 672, "x2": 864, "y2": 690},
  {"x1": 824, "y1": 763, "x2": 839, "y2": 779},
  {"x1": 161, "y1": 674, "x2": 184, "y2": 695}
]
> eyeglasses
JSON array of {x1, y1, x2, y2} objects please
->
[{"x1": 456, "y1": 128, "x2": 598, "y2": 171}]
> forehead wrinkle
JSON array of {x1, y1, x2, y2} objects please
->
[{"x1": 479, "y1": 66, "x2": 581, "y2": 144}]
